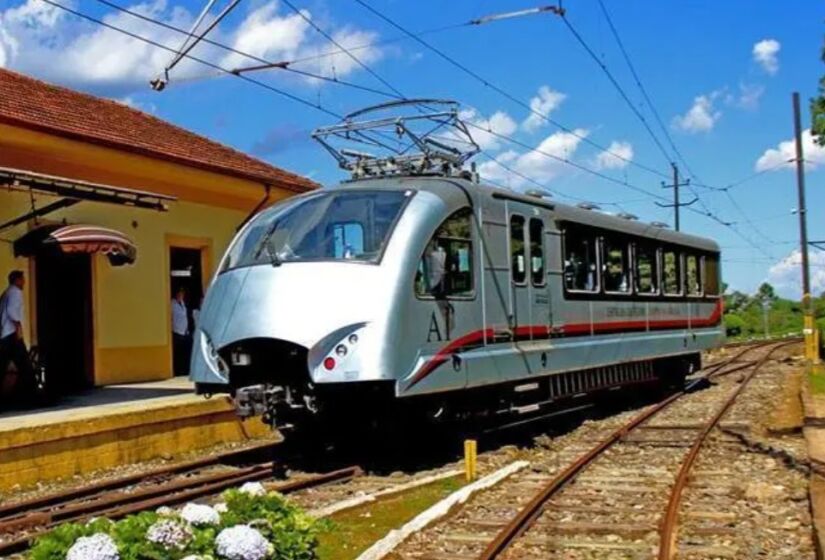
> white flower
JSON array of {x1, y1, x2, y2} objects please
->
[
  {"x1": 214, "y1": 502, "x2": 229, "y2": 513},
  {"x1": 215, "y1": 525, "x2": 273, "y2": 560},
  {"x1": 155, "y1": 506, "x2": 175, "y2": 517},
  {"x1": 180, "y1": 503, "x2": 221, "y2": 526},
  {"x1": 146, "y1": 519, "x2": 193, "y2": 550},
  {"x1": 66, "y1": 533, "x2": 119, "y2": 560},
  {"x1": 238, "y1": 482, "x2": 266, "y2": 497}
]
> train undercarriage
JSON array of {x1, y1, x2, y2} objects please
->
[{"x1": 196, "y1": 348, "x2": 701, "y2": 439}]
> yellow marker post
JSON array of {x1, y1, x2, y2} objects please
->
[{"x1": 464, "y1": 439, "x2": 477, "y2": 482}]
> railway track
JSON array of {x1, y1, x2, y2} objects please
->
[
  {"x1": 390, "y1": 339, "x2": 810, "y2": 560},
  {"x1": 0, "y1": 442, "x2": 360, "y2": 556}
]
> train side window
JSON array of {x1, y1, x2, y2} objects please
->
[
  {"x1": 685, "y1": 253, "x2": 702, "y2": 296},
  {"x1": 603, "y1": 238, "x2": 630, "y2": 294},
  {"x1": 511, "y1": 215, "x2": 527, "y2": 284},
  {"x1": 704, "y1": 254, "x2": 721, "y2": 296},
  {"x1": 663, "y1": 249, "x2": 682, "y2": 296},
  {"x1": 564, "y1": 228, "x2": 599, "y2": 292},
  {"x1": 634, "y1": 243, "x2": 658, "y2": 295},
  {"x1": 529, "y1": 218, "x2": 545, "y2": 286},
  {"x1": 415, "y1": 208, "x2": 474, "y2": 298}
]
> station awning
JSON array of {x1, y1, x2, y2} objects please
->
[{"x1": 14, "y1": 224, "x2": 138, "y2": 266}]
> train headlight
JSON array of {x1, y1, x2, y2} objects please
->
[
  {"x1": 335, "y1": 344, "x2": 348, "y2": 357},
  {"x1": 348, "y1": 334, "x2": 359, "y2": 345}
]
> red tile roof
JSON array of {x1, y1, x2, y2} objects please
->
[{"x1": 0, "y1": 68, "x2": 317, "y2": 193}]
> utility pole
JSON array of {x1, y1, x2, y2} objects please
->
[
  {"x1": 762, "y1": 299, "x2": 770, "y2": 339},
  {"x1": 657, "y1": 163, "x2": 696, "y2": 231},
  {"x1": 793, "y1": 92, "x2": 816, "y2": 362}
]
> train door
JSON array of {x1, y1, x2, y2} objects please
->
[
  {"x1": 508, "y1": 212, "x2": 529, "y2": 342},
  {"x1": 528, "y1": 213, "x2": 551, "y2": 342}
]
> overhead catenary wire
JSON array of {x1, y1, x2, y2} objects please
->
[
  {"x1": 90, "y1": 0, "x2": 401, "y2": 98},
  {"x1": 560, "y1": 11, "x2": 674, "y2": 168},
  {"x1": 590, "y1": 0, "x2": 782, "y2": 258},
  {"x1": 39, "y1": 0, "x2": 343, "y2": 119},
  {"x1": 352, "y1": 0, "x2": 670, "y2": 181}
]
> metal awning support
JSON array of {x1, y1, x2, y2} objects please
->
[
  {"x1": 0, "y1": 198, "x2": 81, "y2": 232},
  {"x1": 0, "y1": 166, "x2": 176, "y2": 212}
]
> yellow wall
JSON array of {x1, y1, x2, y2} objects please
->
[{"x1": 0, "y1": 121, "x2": 308, "y2": 385}]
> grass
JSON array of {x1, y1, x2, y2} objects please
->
[
  {"x1": 810, "y1": 364, "x2": 825, "y2": 394},
  {"x1": 316, "y1": 475, "x2": 464, "y2": 560}
]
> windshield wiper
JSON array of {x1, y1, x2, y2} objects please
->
[{"x1": 262, "y1": 241, "x2": 282, "y2": 267}]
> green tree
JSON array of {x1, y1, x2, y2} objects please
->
[{"x1": 813, "y1": 36, "x2": 825, "y2": 145}]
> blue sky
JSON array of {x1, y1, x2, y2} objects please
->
[{"x1": 1, "y1": 0, "x2": 824, "y2": 298}]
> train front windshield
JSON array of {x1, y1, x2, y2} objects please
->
[{"x1": 222, "y1": 189, "x2": 413, "y2": 271}]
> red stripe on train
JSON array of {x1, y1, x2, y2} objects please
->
[{"x1": 405, "y1": 300, "x2": 722, "y2": 390}]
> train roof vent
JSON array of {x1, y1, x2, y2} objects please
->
[
  {"x1": 312, "y1": 99, "x2": 480, "y2": 180},
  {"x1": 577, "y1": 202, "x2": 600, "y2": 211},
  {"x1": 617, "y1": 212, "x2": 639, "y2": 220},
  {"x1": 525, "y1": 189, "x2": 552, "y2": 199},
  {"x1": 651, "y1": 221, "x2": 670, "y2": 228}
]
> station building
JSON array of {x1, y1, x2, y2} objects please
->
[{"x1": 0, "y1": 67, "x2": 317, "y2": 391}]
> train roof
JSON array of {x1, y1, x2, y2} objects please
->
[{"x1": 332, "y1": 175, "x2": 721, "y2": 253}]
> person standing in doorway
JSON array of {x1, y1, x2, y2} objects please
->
[
  {"x1": 0, "y1": 270, "x2": 36, "y2": 402},
  {"x1": 171, "y1": 286, "x2": 190, "y2": 376}
]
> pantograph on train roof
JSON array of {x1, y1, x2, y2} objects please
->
[{"x1": 312, "y1": 99, "x2": 480, "y2": 180}]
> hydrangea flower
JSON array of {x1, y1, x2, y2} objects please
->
[
  {"x1": 180, "y1": 503, "x2": 220, "y2": 526},
  {"x1": 215, "y1": 525, "x2": 273, "y2": 560},
  {"x1": 155, "y1": 506, "x2": 175, "y2": 517},
  {"x1": 66, "y1": 533, "x2": 119, "y2": 560},
  {"x1": 238, "y1": 482, "x2": 266, "y2": 497},
  {"x1": 214, "y1": 502, "x2": 229, "y2": 514},
  {"x1": 146, "y1": 519, "x2": 193, "y2": 550}
]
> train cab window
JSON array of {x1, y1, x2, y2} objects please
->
[
  {"x1": 564, "y1": 227, "x2": 599, "y2": 292},
  {"x1": 415, "y1": 208, "x2": 473, "y2": 298},
  {"x1": 511, "y1": 215, "x2": 527, "y2": 284},
  {"x1": 603, "y1": 238, "x2": 630, "y2": 294},
  {"x1": 529, "y1": 218, "x2": 545, "y2": 286},
  {"x1": 685, "y1": 253, "x2": 702, "y2": 296},
  {"x1": 663, "y1": 249, "x2": 682, "y2": 296},
  {"x1": 634, "y1": 243, "x2": 658, "y2": 295},
  {"x1": 704, "y1": 254, "x2": 721, "y2": 296}
]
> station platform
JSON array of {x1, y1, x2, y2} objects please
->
[{"x1": 0, "y1": 378, "x2": 273, "y2": 492}]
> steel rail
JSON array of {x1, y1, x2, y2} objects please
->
[
  {"x1": 0, "y1": 466, "x2": 361, "y2": 555},
  {"x1": 0, "y1": 440, "x2": 278, "y2": 520},
  {"x1": 477, "y1": 340, "x2": 795, "y2": 560},
  {"x1": 657, "y1": 340, "x2": 797, "y2": 559}
]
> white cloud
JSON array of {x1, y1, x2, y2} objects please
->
[
  {"x1": 477, "y1": 128, "x2": 588, "y2": 188},
  {"x1": 672, "y1": 93, "x2": 721, "y2": 133},
  {"x1": 522, "y1": 85, "x2": 566, "y2": 132},
  {"x1": 755, "y1": 128, "x2": 825, "y2": 171},
  {"x1": 116, "y1": 96, "x2": 156, "y2": 113},
  {"x1": 767, "y1": 249, "x2": 825, "y2": 299},
  {"x1": 0, "y1": 0, "x2": 384, "y2": 94},
  {"x1": 594, "y1": 140, "x2": 634, "y2": 170},
  {"x1": 730, "y1": 83, "x2": 764, "y2": 110},
  {"x1": 460, "y1": 108, "x2": 518, "y2": 151},
  {"x1": 753, "y1": 39, "x2": 780, "y2": 75}
]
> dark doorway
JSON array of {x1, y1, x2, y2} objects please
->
[
  {"x1": 35, "y1": 252, "x2": 94, "y2": 393},
  {"x1": 169, "y1": 247, "x2": 203, "y2": 376}
]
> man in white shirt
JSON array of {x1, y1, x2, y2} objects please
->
[
  {"x1": 0, "y1": 270, "x2": 35, "y2": 400},
  {"x1": 171, "y1": 286, "x2": 190, "y2": 376}
]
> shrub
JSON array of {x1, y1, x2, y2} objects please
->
[{"x1": 28, "y1": 488, "x2": 322, "y2": 560}]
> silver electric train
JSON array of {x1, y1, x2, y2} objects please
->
[{"x1": 191, "y1": 174, "x2": 724, "y2": 432}]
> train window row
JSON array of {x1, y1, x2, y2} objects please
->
[{"x1": 563, "y1": 225, "x2": 720, "y2": 298}]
